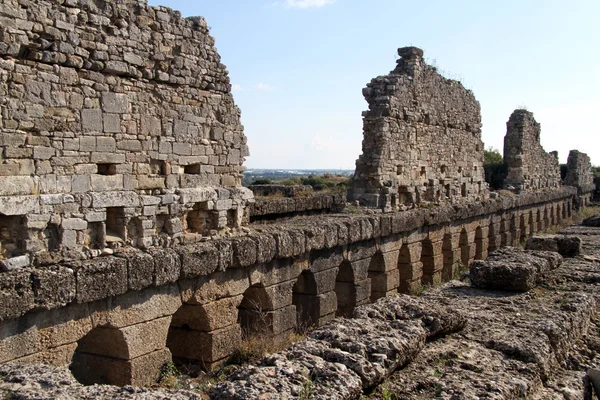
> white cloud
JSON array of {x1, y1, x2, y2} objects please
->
[
  {"x1": 254, "y1": 82, "x2": 277, "y2": 91},
  {"x1": 284, "y1": 0, "x2": 336, "y2": 8},
  {"x1": 231, "y1": 84, "x2": 242, "y2": 92}
]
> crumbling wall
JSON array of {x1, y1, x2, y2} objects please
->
[
  {"x1": 503, "y1": 110, "x2": 561, "y2": 193},
  {"x1": 565, "y1": 150, "x2": 593, "y2": 188},
  {"x1": 0, "y1": 0, "x2": 252, "y2": 256},
  {"x1": 348, "y1": 47, "x2": 488, "y2": 211}
]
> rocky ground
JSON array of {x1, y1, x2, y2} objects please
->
[{"x1": 2, "y1": 224, "x2": 600, "y2": 399}]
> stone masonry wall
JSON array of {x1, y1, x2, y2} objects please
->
[
  {"x1": 348, "y1": 47, "x2": 488, "y2": 211},
  {"x1": 565, "y1": 150, "x2": 594, "y2": 188},
  {"x1": 0, "y1": 0, "x2": 253, "y2": 259},
  {"x1": 503, "y1": 109, "x2": 561, "y2": 193}
]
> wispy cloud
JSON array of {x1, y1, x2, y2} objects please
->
[
  {"x1": 284, "y1": 0, "x2": 336, "y2": 8},
  {"x1": 231, "y1": 84, "x2": 242, "y2": 92},
  {"x1": 254, "y1": 82, "x2": 277, "y2": 91}
]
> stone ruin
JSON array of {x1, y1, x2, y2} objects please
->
[
  {"x1": 502, "y1": 109, "x2": 561, "y2": 193},
  {"x1": 348, "y1": 46, "x2": 488, "y2": 211},
  {"x1": 0, "y1": 0, "x2": 253, "y2": 260},
  {"x1": 565, "y1": 150, "x2": 595, "y2": 207}
]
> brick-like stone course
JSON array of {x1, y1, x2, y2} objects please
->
[
  {"x1": 348, "y1": 47, "x2": 488, "y2": 211},
  {"x1": 0, "y1": 0, "x2": 253, "y2": 259}
]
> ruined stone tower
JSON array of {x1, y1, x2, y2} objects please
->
[
  {"x1": 348, "y1": 47, "x2": 488, "y2": 211},
  {"x1": 503, "y1": 110, "x2": 561, "y2": 193},
  {"x1": 0, "y1": 0, "x2": 253, "y2": 259}
]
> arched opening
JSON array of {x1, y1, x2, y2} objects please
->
[
  {"x1": 0, "y1": 213, "x2": 26, "y2": 258},
  {"x1": 565, "y1": 202, "x2": 570, "y2": 218},
  {"x1": 474, "y1": 227, "x2": 484, "y2": 260},
  {"x1": 460, "y1": 229, "x2": 470, "y2": 267},
  {"x1": 528, "y1": 211, "x2": 534, "y2": 237},
  {"x1": 442, "y1": 234, "x2": 454, "y2": 281},
  {"x1": 536, "y1": 209, "x2": 542, "y2": 232},
  {"x1": 510, "y1": 215, "x2": 518, "y2": 246},
  {"x1": 550, "y1": 206, "x2": 556, "y2": 226},
  {"x1": 238, "y1": 284, "x2": 272, "y2": 338},
  {"x1": 488, "y1": 221, "x2": 497, "y2": 253},
  {"x1": 398, "y1": 243, "x2": 413, "y2": 293},
  {"x1": 556, "y1": 204, "x2": 562, "y2": 224},
  {"x1": 368, "y1": 251, "x2": 388, "y2": 302},
  {"x1": 70, "y1": 327, "x2": 131, "y2": 386},
  {"x1": 335, "y1": 261, "x2": 355, "y2": 317},
  {"x1": 500, "y1": 218, "x2": 508, "y2": 247},
  {"x1": 543, "y1": 208, "x2": 549, "y2": 230},
  {"x1": 293, "y1": 270, "x2": 320, "y2": 329},
  {"x1": 421, "y1": 239, "x2": 435, "y2": 285}
]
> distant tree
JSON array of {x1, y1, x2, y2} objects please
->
[{"x1": 483, "y1": 147, "x2": 506, "y2": 190}]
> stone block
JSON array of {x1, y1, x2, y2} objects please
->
[
  {"x1": 101, "y1": 92, "x2": 129, "y2": 114},
  {"x1": 347, "y1": 240, "x2": 378, "y2": 262},
  {"x1": 179, "y1": 268, "x2": 249, "y2": 305},
  {"x1": 91, "y1": 152, "x2": 126, "y2": 164},
  {"x1": 2, "y1": 176, "x2": 36, "y2": 196},
  {"x1": 31, "y1": 266, "x2": 76, "y2": 310},
  {"x1": 91, "y1": 175, "x2": 124, "y2": 192},
  {"x1": 62, "y1": 218, "x2": 87, "y2": 230},
  {"x1": 178, "y1": 242, "x2": 220, "y2": 278},
  {"x1": 73, "y1": 257, "x2": 128, "y2": 303},
  {"x1": 71, "y1": 175, "x2": 91, "y2": 193},
  {"x1": 171, "y1": 296, "x2": 243, "y2": 332},
  {"x1": 0, "y1": 269, "x2": 34, "y2": 321},
  {"x1": 116, "y1": 250, "x2": 154, "y2": 291},
  {"x1": 0, "y1": 195, "x2": 40, "y2": 215},
  {"x1": 71, "y1": 348, "x2": 171, "y2": 387},
  {"x1": 76, "y1": 317, "x2": 170, "y2": 360},
  {"x1": 167, "y1": 324, "x2": 241, "y2": 365},
  {"x1": 0, "y1": 255, "x2": 31, "y2": 271},
  {"x1": 136, "y1": 176, "x2": 165, "y2": 190},
  {"x1": 81, "y1": 109, "x2": 103, "y2": 131},
  {"x1": 89, "y1": 284, "x2": 181, "y2": 328},
  {"x1": 103, "y1": 114, "x2": 121, "y2": 133},
  {"x1": 91, "y1": 191, "x2": 139, "y2": 208},
  {"x1": 231, "y1": 237, "x2": 258, "y2": 268},
  {"x1": 525, "y1": 234, "x2": 582, "y2": 258}
]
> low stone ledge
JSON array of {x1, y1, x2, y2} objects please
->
[
  {"x1": 525, "y1": 234, "x2": 582, "y2": 257},
  {"x1": 583, "y1": 213, "x2": 600, "y2": 227},
  {"x1": 470, "y1": 248, "x2": 563, "y2": 292}
]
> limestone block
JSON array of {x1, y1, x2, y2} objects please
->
[
  {"x1": 525, "y1": 235, "x2": 582, "y2": 258},
  {"x1": 178, "y1": 187, "x2": 218, "y2": 204},
  {"x1": 0, "y1": 269, "x2": 34, "y2": 321},
  {"x1": 243, "y1": 280, "x2": 295, "y2": 311},
  {"x1": 136, "y1": 176, "x2": 166, "y2": 190},
  {"x1": 249, "y1": 258, "x2": 303, "y2": 288},
  {"x1": 1, "y1": 176, "x2": 36, "y2": 196},
  {"x1": 370, "y1": 269, "x2": 400, "y2": 294},
  {"x1": 12, "y1": 342, "x2": 77, "y2": 367},
  {"x1": 306, "y1": 268, "x2": 338, "y2": 295},
  {"x1": 179, "y1": 268, "x2": 249, "y2": 305},
  {"x1": 101, "y1": 92, "x2": 128, "y2": 114},
  {"x1": 91, "y1": 191, "x2": 139, "y2": 208},
  {"x1": 71, "y1": 348, "x2": 171, "y2": 387},
  {"x1": 148, "y1": 248, "x2": 181, "y2": 286},
  {"x1": 73, "y1": 257, "x2": 128, "y2": 303},
  {"x1": 89, "y1": 284, "x2": 181, "y2": 328},
  {"x1": 294, "y1": 291, "x2": 337, "y2": 326},
  {"x1": 0, "y1": 164, "x2": 20, "y2": 176},
  {"x1": 347, "y1": 240, "x2": 377, "y2": 262},
  {"x1": 71, "y1": 175, "x2": 91, "y2": 193},
  {"x1": 231, "y1": 237, "x2": 258, "y2": 268},
  {"x1": 79, "y1": 136, "x2": 96, "y2": 152},
  {"x1": 81, "y1": 109, "x2": 103, "y2": 131},
  {"x1": 264, "y1": 305, "x2": 297, "y2": 335},
  {"x1": 116, "y1": 250, "x2": 154, "y2": 291},
  {"x1": 31, "y1": 266, "x2": 76, "y2": 310},
  {"x1": 0, "y1": 255, "x2": 30, "y2": 271},
  {"x1": 273, "y1": 229, "x2": 305, "y2": 258},
  {"x1": 252, "y1": 233, "x2": 276, "y2": 264},
  {"x1": 91, "y1": 152, "x2": 125, "y2": 164},
  {"x1": 76, "y1": 317, "x2": 170, "y2": 360},
  {"x1": 178, "y1": 242, "x2": 220, "y2": 278},
  {"x1": 62, "y1": 218, "x2": 87, "y2": 230},
  {"x1": 167, "y1": 324, "x2": 241, "y2": 365},
  {"x1": 171, "y1": 296, "x2": 243, "y2": 332}
]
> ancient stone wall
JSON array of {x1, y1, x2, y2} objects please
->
[
  {"x1": 565, "y1": 150, "x2": 594, "y2": 188},
  {"x1": 0, "y1": 0, "x2": 252, "y2": 259},
  {"x1": 503, "y1": 110, "x2": 561, "y2": 193},
  {"x1": 348, "y1": 47, "x2": 488, "y2": 211}
]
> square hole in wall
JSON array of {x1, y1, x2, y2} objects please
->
[
  {"x1": 150, "y1": 159, "x2": 168, "y2": 175},
  {"x1": 97, "y1": 164, "x2": 118, "y2": 176},
  {"x1": 184, "y1": 163, "x2": 202, "y2": 174},
  {"x1": 186, "y1": 202, "x2": 213, "y2": 234},
  {"x1": 105, "y1": 207, "x2": 126, "y2": 243},
  {"x1": 0, "y1": 213, "x2": 25, "y2": 258}
]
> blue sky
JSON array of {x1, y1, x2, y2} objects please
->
[{"x1": 148, "y1": 0, "x2": 600, "y2": 169}]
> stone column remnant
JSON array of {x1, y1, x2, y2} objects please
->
[
  {"x1": 502, "y1": 110, "x2": 561, "y2": 193},
  {"x1": 348, "y1": 47, "x2": 488, "y2": 211}
]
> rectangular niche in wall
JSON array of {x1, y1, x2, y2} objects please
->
[
  {"x1": 0, "y1": 213, "x2": 25, "y2": 258},
  {"x1": 185, "y1": 202, "x2": 215, "y2": 234},
  {"x1": 86, "y1": 222, "x2": 106, "y2": 250},
  {"x1": 105, "y1": 207, "x2": 126, "y2": 243},
  {"x1": 97, "y1": 164, "x2": 118, "y2": 176},
  {"x1": 183, "y1": 163, "x2": 202, "y2": 174}
]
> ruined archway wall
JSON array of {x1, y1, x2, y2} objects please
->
[
  {"x1": 349, "y1": 47, "x2": 487, "y2": 211},
  {"x1": 0, "y1": 0, "x2": 252, "y2": 252},
  {"x1": 503, "y1": 110, "x2": 561, "y2": 192}
]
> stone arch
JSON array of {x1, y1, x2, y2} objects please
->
[
  {"x1": 238, "y1": 284, "x2": 273, "y2": 337},
  {"x1": 442, "y1": 233, "x2": 454, "y2": 281},
  {"x1": 500, "y1": 217, "x2": 509, "y2": 247},
  {"x1": 335, "y1": 260, "x2": 356, "y2": 317},
  {"x1": 510, "y1": 214, "x2": 518, "y2": 246},
  {"x1": 550, "y1": 206, "x2": 556, "y2": 226},
  {"x1": 528, "y1": 211, "x2": 534, "y2": 237},
  {"x1": 474, "y1": 226, "x2": 484, "y2": 260},
  {"x1": 398, "y1": 243, "x2": 417, "y2": 293},
  {"x1": 293, "y1": 270, "x2": 320, "y2": 329},
  {"x1": 565, "y1": 201, "x2": 570, "y2": 218},
  {"x1": 536, "y1": 209, "x2": 542, "y2": 232},
  {"x1": 556, "y1": 204, "x2": 562, "y2": 224},
  {"x1": 460, "y1": 228, "x2": 470, "y2": 267},
  {"x1": 543, "y1": 207, "x2": 549, "y2": 230}
]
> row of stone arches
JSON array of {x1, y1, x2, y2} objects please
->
[{"x1": 68, "y1": 200, "x2": 574, "y2": 386}]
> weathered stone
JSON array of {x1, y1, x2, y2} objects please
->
[{"x1": 72, "y1": 257, "x2": 128, "y2": 303}]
